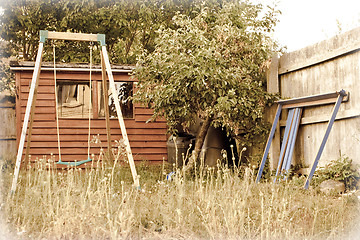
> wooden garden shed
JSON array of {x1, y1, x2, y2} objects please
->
[{"x1": 11, "y1": 61, "x2": 168, "y2": 165}]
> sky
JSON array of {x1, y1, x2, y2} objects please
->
[{"x1": 256, "y1": 0, "x2": 360, "y2": 52}]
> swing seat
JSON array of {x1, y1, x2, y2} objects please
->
[{"x1": 56, "y1": 157, "x2": 92, "y2": 167}]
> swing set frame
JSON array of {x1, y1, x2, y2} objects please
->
[{"x1": 11, "y1": 31, "x2": 140, "y2": 193}]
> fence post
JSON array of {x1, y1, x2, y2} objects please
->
[{"x1": 266, "y1": 54, "x2": 281, "y2": 170}]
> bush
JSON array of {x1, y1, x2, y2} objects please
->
[{"x1": 313, "y1": 156, "x2": 360, "y2": 190}]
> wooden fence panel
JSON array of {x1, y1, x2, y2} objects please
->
[
  {"x1": 0, "y1": 95, "x2": 16, "y2": 160},
  {"x1": 267, "y1": 27, "x2": 360, "y2": 170}
]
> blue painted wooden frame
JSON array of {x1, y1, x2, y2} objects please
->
[
  {"x1": 274, "y1": 109, "x2": 294, "y2": 182},
  {"x1": 273, "y1": 108, "x2": 302, "y2": 182},
  {"x1": 304, "y1": 90, "x2": 347, "y2": 189},
  {"x1": 283, "y1": 108, "x2": 302, "y2": 180},
  {"x1": 256, "y1": 104, "x2": 282, "y2": 183},
  {"x1": 257, "y1": 90, "x2": 347, "y2": 186}
]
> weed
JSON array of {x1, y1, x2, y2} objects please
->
[
  {"x1": 1, "y1": 153, "x2": 359, "y2": 239},
  {"x1": 313, "y1": 155, "x2": 360, "y2": 190}
]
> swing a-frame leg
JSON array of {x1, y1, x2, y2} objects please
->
[
  {"x1": 101, "y1": 50, "x2": 113, "y2": 161},
  {"x1": 11, "y1": 31, "x2": 140, "y2": 193},
  {"x1": 11, "y1": 43, "x2": 44, "y2": 193}
]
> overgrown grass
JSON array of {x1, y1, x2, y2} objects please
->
[{"x1": 1, "y1": 153, "x2": 360, "y2": 239}]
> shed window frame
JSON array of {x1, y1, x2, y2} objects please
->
[
  {"x1": 56, "y1": 79, "x2": 134, "y2": 120},
  {"x1": 98, "y1": 81, "x2": 134, "y2": 119},
  {"x1": 56, "y1": 81, "x2": 93, "y2": 119}
]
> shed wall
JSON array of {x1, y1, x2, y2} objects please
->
[{"x1": 16, "y1": 68, "x2": 168, "y2": 165}]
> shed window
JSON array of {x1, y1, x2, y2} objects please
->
[
  {"x1": 99, "y1": 82, "x2": 133, "y2": 119},
  {"x1": 57, "y1": 82, "x2": 92, "y2": 118}
]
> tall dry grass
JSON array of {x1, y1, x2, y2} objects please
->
[{"x1": 1, "y1": 151, "x2": 359, "y2": 239}]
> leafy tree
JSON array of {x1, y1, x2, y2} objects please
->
[
  {"x1": 133, "y1": 1, "x2": 280, "y2": 167},
  {"x1": 0, "y1": 0, "x2": 233, "y2": 63},
  {"x1": 0, "y1": 0, "x2": 65, "y2": 61},
  {"x1": 0, "y1": 58, "x2": 15, "y2": 94},
  {"x1": 0, "y1": 40, "x2": 15, "y2": 95},
  {"x1": 0, "y1": 0, "x2": 234, "y2": 94}
]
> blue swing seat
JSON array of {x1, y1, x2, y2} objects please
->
[{"x1": 56, "y1": 157, "x2": 92, "y2": 167}]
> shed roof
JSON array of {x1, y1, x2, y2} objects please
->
[{"x1": 10, "y1": 61, "x2": 135, "y2": 73}]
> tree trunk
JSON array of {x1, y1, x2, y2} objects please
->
[{"x1": 185, "y1": 115, "x2": 212, "y2": 171}]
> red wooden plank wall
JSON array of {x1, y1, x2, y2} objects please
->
[{"x1": 15, "y1": 69, "x2": 168, "y2": 166}]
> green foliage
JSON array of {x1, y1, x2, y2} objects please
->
[
  {"x1": 0, "y1": 0, "x2": 224, "y2": 64},
  {"x1": 0, "y1": 0, "x2": 66, "y2": 61},
  {"x1": 313, "y1": 156, "x2": 360, "y2": 190},
  {"x1": 0, "y1": 57, "x2": 15, "y2": 94},
  {"x1": 133, "y1": 1, "x2": 280, "y2": 146},
  {"x1": 0, "y1": 0, "x2": 225, "y2": 93},
  {"x1": 0, "y1": 0, "x2": 281, "y2": 99}
]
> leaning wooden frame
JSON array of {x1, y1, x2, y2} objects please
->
[
  {"x1": 11, "y1": 31, "x2": 140, "y2": 193},
  {"x1": 255, "y1": 90, "x2": 349, "y2": 189}
]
